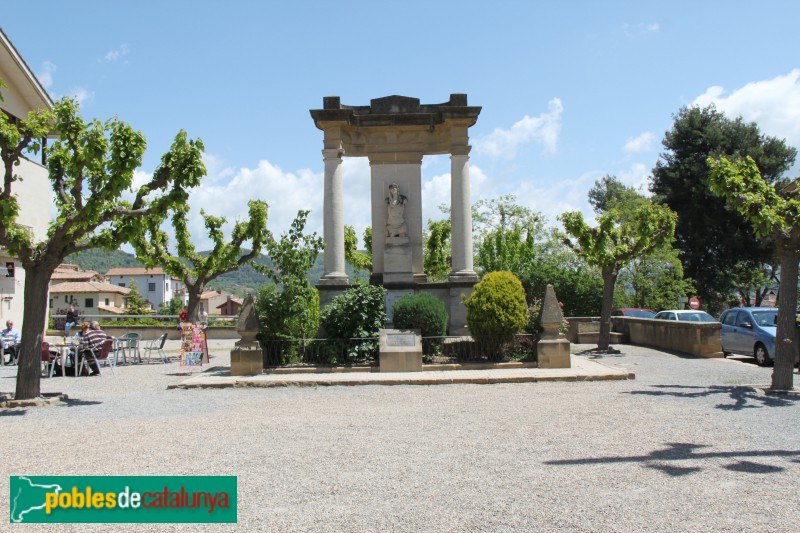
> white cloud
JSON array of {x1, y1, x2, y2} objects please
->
[
  {"x1": 693, "y1": 69, "x2": 800, "y2": 148},
  {"x1": 103, "y1": 44, "x2": 130, "y2": 62},
  {"x1": 624, "y1": 22, "x2": 660, "y2": 37},
  {"x1": 421, "y1": 164, "x2": 493, "y2": 224},
  {"x1": 38, "y1": 61, "x2": 56, "y2": 89},
  {"x1": 474, "y1": 98, "x2": 563, "y2": 158},
  {"x1": 202, "y1": 153, "x2": 235, "y2": 183},
  {"x1": 68, "y1": 87, "x2": 94, "y2": 106},
  {"x1": 618, "y1": 163, "x2": 651, "y2": 194},
  {"x1": 623, "y1": 132, "x2": 655, "y2": 153}
]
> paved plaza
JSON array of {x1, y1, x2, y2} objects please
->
[{"x1": 2, "y1": 340, "x2": 800, "y2": 531}]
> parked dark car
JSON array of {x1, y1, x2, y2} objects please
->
[
  {"x1": 719, "y1": 307, "x2": 777, "y2": 366},
  {"x1": 611, "y1": 308, "x2": 655, "y2": 319}
]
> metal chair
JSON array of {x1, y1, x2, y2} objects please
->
[
  {"x1": 40, "y1": 341, "x2": 59, "y2": 378},
  {"x1": 143, "y1": 333, "x2": 169, "y2": 364},
  {"x1": 119, "y1": 333, "x2": 142, "y2": 364},
  {"x1": 80, "y1": 338, "x2": 115, "y2": 376}
]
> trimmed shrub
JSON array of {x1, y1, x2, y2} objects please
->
[
  {"x1": 320, "y1": 284, "x2": 387, "y2": 364},
  {"x1": 392, "y1": 293, "x2": 449, "y2": 358},
  {"x1": 256, "y1": 283, "x2": 320, "y2": 341},
  {"x1": 465, "y1": 270, "x2": 527, "y2": 360}
]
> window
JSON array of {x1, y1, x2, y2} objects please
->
[
  {"x1": 65, "y1": 295, "x2": 69, "y2": 303},
  {"x1": 722, "y1": 311, "x2": 737, "y2": 326},
  {"x1": 105, "y1": 298, "x2": 110, "y2": 306},
  {"x1": 119, "y1": 283, "x2": 125, "y2": 288},
  {"x1": 166, "y1": 282, "x2": 170, "y2": 291},
  {"x1": 49, "y1": 299, "x2": 53, "y2": 309},
  {"x1": 85, "y1": 298, "x2": 94, "y2": 308},
  {"x1": 148, "y1": 282, "x2": 156, "y2": 292}
]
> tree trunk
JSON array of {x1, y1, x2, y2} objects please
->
[
  {"x1": 771, "y1": 247, "x2": 798, "y2": 391},
  {"x1": 598, "y1": 266, "x2": 618, "y2": 351},
  {"x1": 14, "y1": 264, "x2": 56, "y2": 400},
  {"x1": 186, "y1": 282, "x2": 205, "y2": 324}
]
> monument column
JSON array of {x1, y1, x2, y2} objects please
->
[
  {"x1": 450, "y1": 146, "x2": 477, "y2": 280},
  {"x1": 319, "y1": 147, "x2": 348, "y2": 285}
]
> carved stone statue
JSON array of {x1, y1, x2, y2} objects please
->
[{"x1": 385, "y1": 182, "x2": 408, "y2": 238}]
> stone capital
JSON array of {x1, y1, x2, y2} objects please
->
[
  {"x1": 322, "y1": 148, "x2": 344, "y2": 160},
  {"x1": 368, "y1": 152, "x2": 423, "y2": 166},
  {"x1": 450, "y1": 146, "x2": 472, "y2": 157}
]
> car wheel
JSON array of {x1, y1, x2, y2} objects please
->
[{"x1": 754, "y1": 343, "x2": 773, "y2": 367}]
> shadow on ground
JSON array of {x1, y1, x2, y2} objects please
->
[
  {"x1": 544, "y1": 442, "x2": 800, "y2": 477},
  {"x1": 626, "y1": 384, "x2": 800, "y2": 410}
]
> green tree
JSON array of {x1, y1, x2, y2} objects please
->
[
  {"x1": 464, "y1": 271, "x2": 528, "y2": 360},
  {"x1": 423, "y1": 218, "x2": 451, "y2": 281},
  {"x1": 344, "y1": 224, "x2": 372, "y2": 274},
  {"x1": 131, "y1": 199, "x2": 269, "y2": 323},
  {"x1": 590, "y1": 176, "x2": 694, "y2": 311},
  {"x1": 650, "y1": 104, "x2": 797, "y2": 311},
  {"x1": 708, "y1": 155, "x2": 800, "y2": 391},
  {"x1": 560, "y1": 203, "x2": 677, "y2": 351},
  {"x1": 0, "y1": 91, "x2": 204, "y2": 400},
  {"x1": 124, "y1": 279, "x2": 151, "y2": 315},
  {"x1": 252, "y1": 210, "x2": 324, "y2": 343},
  {"x1": 160, "y1": 296, "x2": 185, "y2": 315}
]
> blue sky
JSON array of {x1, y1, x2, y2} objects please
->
[{"x1": 3, "y1": 1, "x2": 800, "y2": 249}]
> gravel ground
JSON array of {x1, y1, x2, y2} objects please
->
[{"x1": 2, "y1": 340, "x2": 800, "y2": 532}]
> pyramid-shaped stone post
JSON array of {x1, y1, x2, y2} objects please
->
[
  {"x1": 231, "y1": 293, "x2": 263, "y2": 376},
  {"x1": 537, "y1": 284, "x2": 571, "y2": 368}
]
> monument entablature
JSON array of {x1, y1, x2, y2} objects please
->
[{"x1": 310, "y1": 94, "x2": 482, "y2": 334}]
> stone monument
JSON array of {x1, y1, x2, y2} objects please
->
[
  {"x1": 310, "y1": 94, "x2": 482, "y2": 333},
  {"x1": 379, "y1": 328, "x2": 423, "y2": 372},
  {"x1": 537, "y1": 284, "x2": 571, "y2": 368},
  {"x1": 230, "y1": 293, "x2": 263, "y2": 376}
]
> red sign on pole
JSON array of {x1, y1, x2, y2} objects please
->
[{"x1": 689, "y1": 297, "x2": 700, "y2": 310}]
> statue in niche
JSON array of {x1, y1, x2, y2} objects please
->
[{"x1": 385, "y1": 182, "x2": 408, "y2": 238}]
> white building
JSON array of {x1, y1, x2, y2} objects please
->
[
  {"x1": 105, "y1": 267, "x2": 181, "y2": 309},
  {"x1": 49, "y1": 281, "x2": 132, "y2": 319},
  {"x1": 0, "y1": 28, "x2": 54, "y2": 329}
]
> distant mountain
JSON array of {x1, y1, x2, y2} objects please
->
[{"x1": 66, "y1": 248, "x2": 367, "y2": 297}]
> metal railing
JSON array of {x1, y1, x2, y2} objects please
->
[{"x1": 261, "y1": 334, "x2": 538, "y2": 368}]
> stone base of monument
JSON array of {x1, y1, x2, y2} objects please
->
[
  {"x1": 384, "y1": 237, "x2": 414, "y2": 284},
  {"x1": 537, "y1": 338, "x2": 571, "y2": 368},
  {"x1": 230, "y1": 343, "x2": 263, "y2": 376},
  {"x1": 379, "y1": 329, "x2": 422, "y2": 372}
]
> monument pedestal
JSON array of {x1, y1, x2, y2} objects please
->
[
  {"x1": 231, "y1": 343, "x2": 263, "y2": 376},
  {"x1": 379, "y1": 329, "x2": 422, "y2": 372},
  {"x1": 537, "y1": 338, "x2": 571, "y2": 368},
  {"x1": 383, "y1": 237, "x2": 414, "y2": 284},
  {"x1": 537, "y1": 284, "x2": 572, "y2": 369}
]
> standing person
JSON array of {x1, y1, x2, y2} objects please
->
[
  {"x1": 1, "y1": 320, "x2": 21, "y2": 365},
  {"x1": 64, "y1": 305, "x2": 77, "y2": 337},
  {"x1": 199, "y1": 307, "x2": 209, "y2": 328},
  {"x1": 77, "y1": 321, "x2": 105, "y2": 376},
  {"x1": 178, "y1": 306, "x2": 188, "y2": 329}
]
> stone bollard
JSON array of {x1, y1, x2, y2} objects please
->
[
  {"x1": 230, "y1": 294, "x2": 264, "y2": 376},
  {"x1": 537, "y1": 284, "x2": 571, "y2": 368}
]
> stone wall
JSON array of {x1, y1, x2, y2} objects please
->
[{"x1": 621, "y1": 317, "x2": 723, "y2": 358}]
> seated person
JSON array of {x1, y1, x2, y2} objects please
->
[
  {"x1": 65, "y1": 323, "x2": 91, "y2": 367},
  {"x1": 1, "y1": 320, "x2": 21, "y2": 365},
  {"x1": 76, "y1": 321, "x2": 106, "y2": 375}
]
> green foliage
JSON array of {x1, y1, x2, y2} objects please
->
[
  {"x1": 344, "y1": 224, "x2": 372, "y2": 274},
  {"x1": 465, "y1": 271, "x2": 528, "y2": 360},
  {"x1": 160, "y1": 296, "x2": 185, "y2": 315},
  {"x1": 256, "y1": 283, "x2": 320, "y2": 341},
  {"x1": 560, "y1": 198, "x2": 677, "y2": 350},
  {"x1": 651, "y1": 104, "x2": 797, "y2": 309},
  {"x1": 255, "y1": 210, "x2": 323, "y2": 285},
  {"x1": 131, "y1": 198, "x2": 269, "y2": 322},
  {"x1": 613, "y1": 244, "x2": 695, "y2": 312},
  {"x1": 124, "y1": 279, "x2": 152, "y2": 315},
  {"x1": 392, "y1": 293, "x2": 448, "y2": 335},
  {"x1": 320, "y1": 284, "x2": 387, "y2": 364},
  {"x1": 423, "y1": 219, "x2": 451, "y2": 281},
  {"x1": 520, "y1": 262, "x2": 603, "y2": 317},
  {"x1": 0, "y1": 86, "x2": 206, "y2": 400}
]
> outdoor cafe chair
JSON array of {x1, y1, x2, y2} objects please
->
[
  {"x1": 119, "y1": 332, "x2": 142, "y2": 364},
  {"x1": 40, "y1": 341, "x2": 59, "y2": 378},
  {"x1": 143, "y1": 333, "x2": 169, "y2": 364},
  {"x1": 79, "y1": 338, "x2": 115, "y2": 376}
]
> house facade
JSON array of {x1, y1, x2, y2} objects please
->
[
  {"x1": 49, "y1": 281, "x2": 132, "y2": 320},
  {"x1": 0, "y1": 28, "x2": 54, "y2": 330},
  {"x1": 105, "y1": 267, "x2": 181, "y2": 310}
]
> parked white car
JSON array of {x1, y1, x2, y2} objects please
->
[{"x1": 653, "y1": 310, "x2": 718, "y2": 323}]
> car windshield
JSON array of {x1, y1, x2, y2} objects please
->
[
  {"x1": 677, "y1": 312, "x2": 717, "y2": 323},
  {"x1": 625, "y1": 310, "x2": 655, "y2": 318},
  {"x1": 751, "y1": 310, "x2": 778, "y2": 327}
]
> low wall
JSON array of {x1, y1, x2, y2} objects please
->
[
  {"x1": 47, "y1": 326, "x2": 239, "y2": 341},
  {"x1": 623, "y1": 317, "x2": 723, "y2": 358},
  {"x1": 564, "y1": 317, "x2": 600, "y2": 344}
]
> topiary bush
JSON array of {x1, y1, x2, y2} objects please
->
[
  {"x1": 464, "y1": 270, "x2": 528, "y2": 361},
  {"x1": 320, "y1": 284, "x2": 387, "y2": 365},
  {"x1": 392, "y1": 293, "x2": 449, "y2": 358}
]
